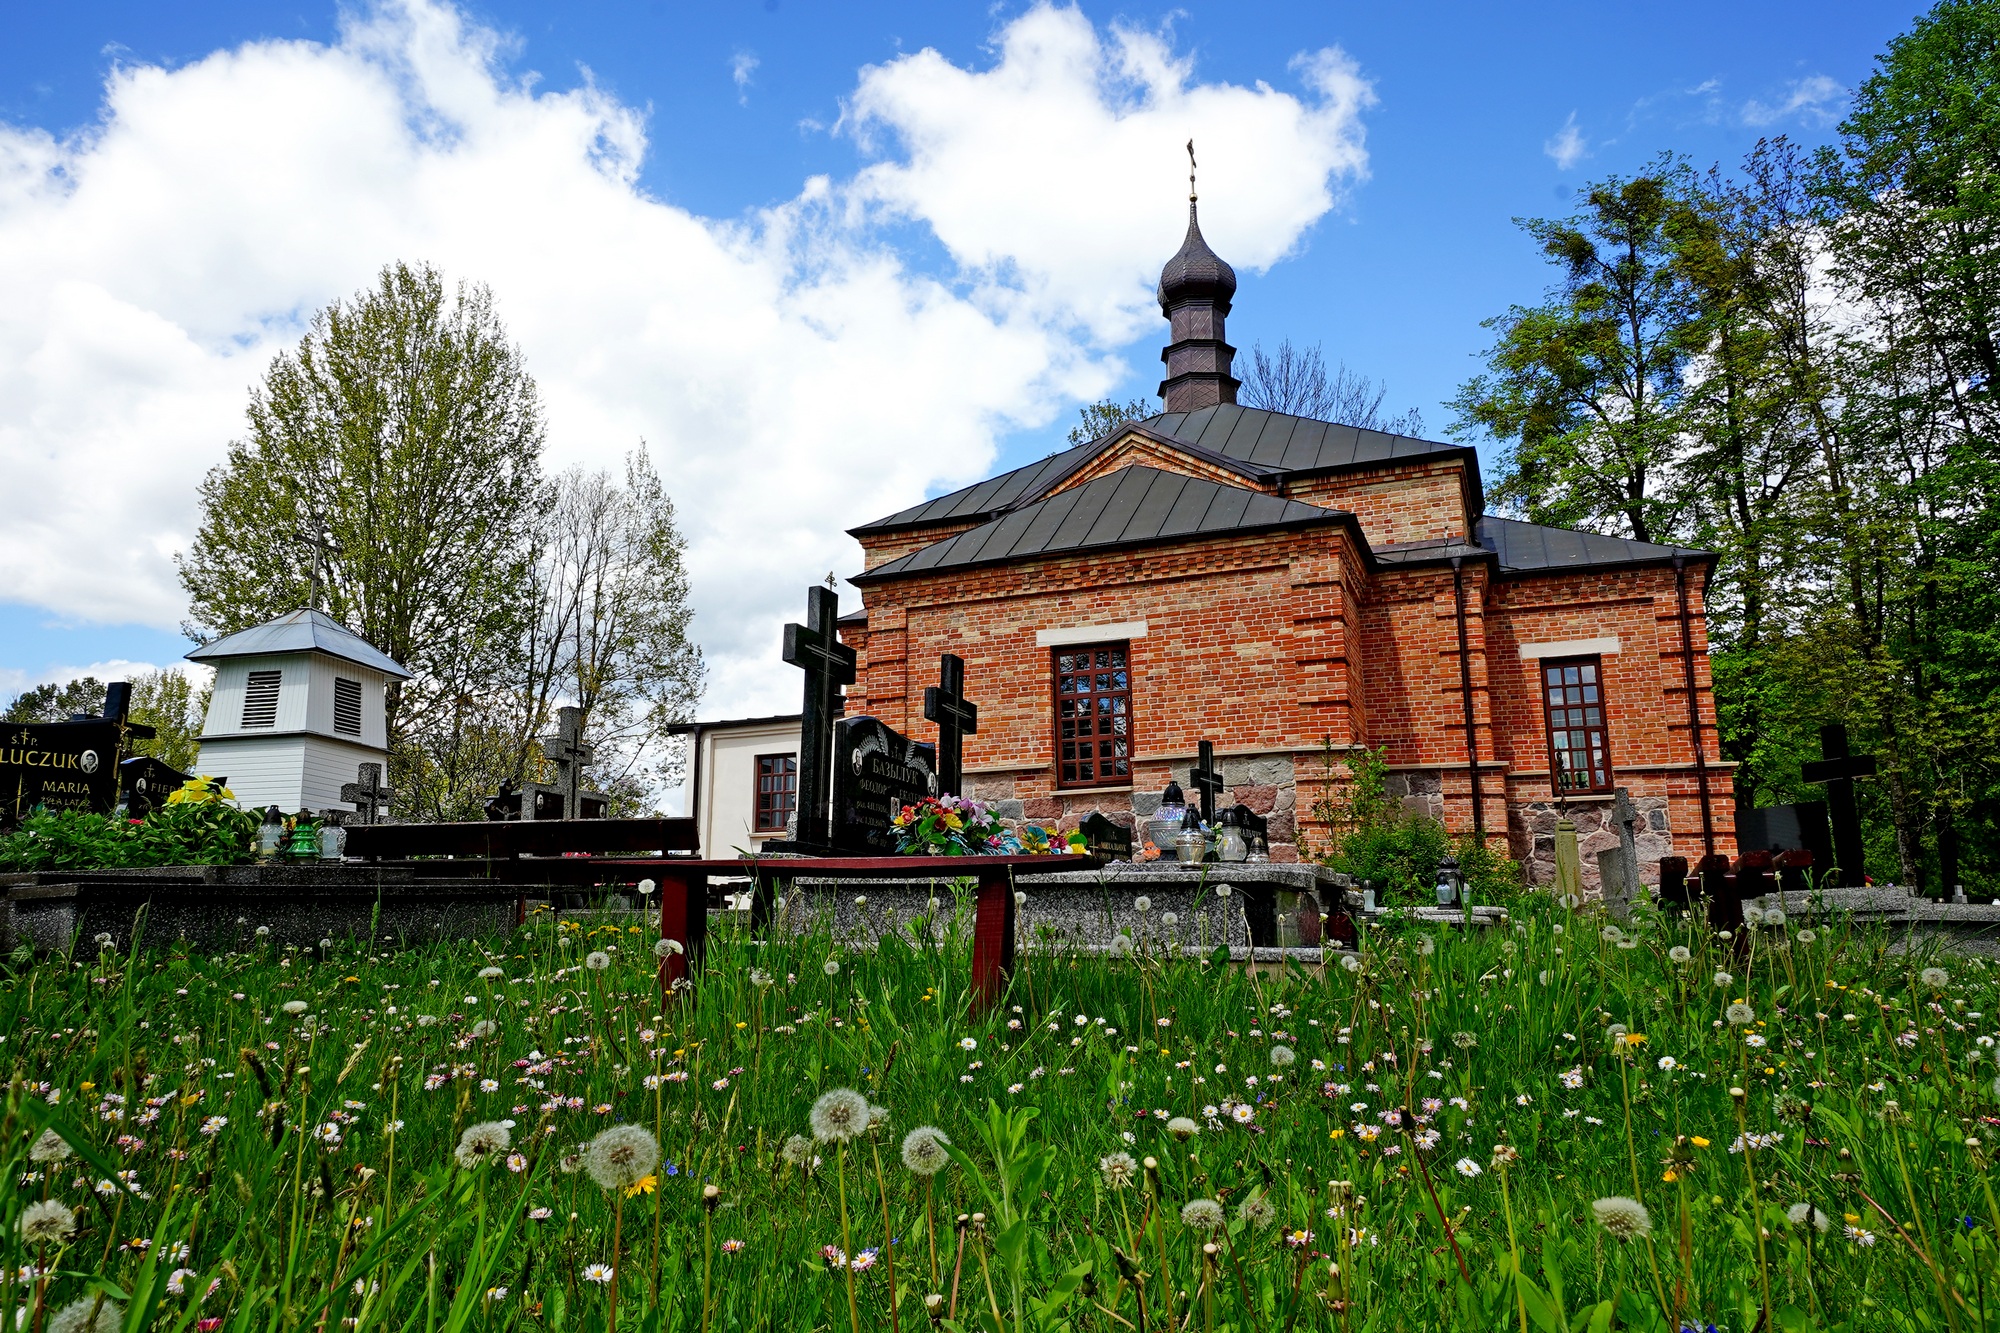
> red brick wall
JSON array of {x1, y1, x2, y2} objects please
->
[
  {"x1": 1284, "y1": 460, "x2": 1473, "y2": 546},
  {"x1": 857, "y1": 521, "x2": 984, "y2": 571}
]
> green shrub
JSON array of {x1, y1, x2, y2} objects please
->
[
  {"x1": 0, "y1": 801, "x2": 258, "y2": 872},
  {"x1": 1315, "y1": 743, "x2": 1526, "y2": 905}
]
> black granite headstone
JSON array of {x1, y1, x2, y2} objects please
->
[
  {"x1": 119, "y1": 755, "x2": 193, "y2": 816},
  {"x1": 1077, "y1": 811, "x2": 1132, "y2": 860},
  {"x1": 3, "y1": 721, "x2": 120, "y2": 824},
  {"x1": 830, "y1": 716, "x2": 937, "y2": 854}
]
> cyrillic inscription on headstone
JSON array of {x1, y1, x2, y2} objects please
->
[{"x1": 831, "y1": 716, "x2": 938, "y2": 854}]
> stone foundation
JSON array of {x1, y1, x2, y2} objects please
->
[{"x1": 1508, "y1": 793, "x2": 1674, "y2": 893}]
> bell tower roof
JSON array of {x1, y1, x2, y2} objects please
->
[
  {"x1": 1155, "y1": 199, "x2": 1237, "y2": 310},
  {"x1": 1155, "y1": 143, "x2": 1239, "y2": 413}
]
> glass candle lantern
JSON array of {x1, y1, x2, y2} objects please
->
[
  {"x1": 256, "y1": 806, "x2": 286, "y2": 860},
  {"x1": 1215, "y1": 810, "x2": 1248, "y2": 863}
]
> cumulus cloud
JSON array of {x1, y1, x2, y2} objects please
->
[
  {"x1": 1741, "y1": 74, "x2": 1845, "y2": 128},
  {"x1": 0, "y1": 0, "x2": 1373, "y2": 718},
  {"x1": 1544, "y1": 112, "x2": 1587, "y2": 170}
]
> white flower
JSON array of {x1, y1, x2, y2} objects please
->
[
  {"x1": 1098, "y1": 1152, "x2": 1138, "y2": 1188},
  {"x1": 582, "y1": 1263, "x2": 614, "y2": 1284},
  {"x1": 810, "y1": 1088, "x2": 870, "y2": 1144},
  {"x1": 822, "y1": 959, "x2": 841, "y2": 977},
  {"x1": 1270, "y1": 1045, "x2": 1296, "y2": 1068},
  {"x1": 959, "y1": 1037, "x2": 978, "y2": 1051},
  {"x1": 853, "y1": 895, "x2": 867, "y2": 907},
  {"x1": 1230, "y1": 1104, "x2": 1255, "y2": 1124},
  {"x1": 1713, "y1": 972, "x2": 1733, "y2": 989},
  {"x1": 1657, "y1": 1056, "x2": 1678, "y2": 1071},
  {"x1": 584, "y1": 1124, "x2": 661, "y2": 1191},
  {"x1": 1180, "y1": 1199, "x2": 1226, "y2": 1231},
  {"x1": 454, "y1": 1122, "x2": 511, "y2": 1169},
  {"x1": 1592, "y1": 1196, "x2": 1652, "y2": 1241},
  {"x1": 1133, "y1": 896, "x2": 1151, "y2": 912},
  {"x1": 584, "y1": 952, "x2": 611, "y2": 972},
  {"x1": 900, "y1": 1126, "x2": 951, "y2": 1176},
  {"x1": 1454, "y1": 1158, "x2": 1482, "y2": 1178}
]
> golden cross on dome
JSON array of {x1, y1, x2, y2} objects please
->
[{"x1": 1187, "y1": 138, "x2": 1197, "y2": 202}]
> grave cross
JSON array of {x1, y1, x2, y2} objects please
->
[
  {"x1": 1611, "y1": 786, "x2": 1641, "y2": 895},
  {"x1": 340, "y1": 762, "x2": 395, "y2": 825},
  {"x1": 922, "y1": 653, "x2": 979, "y2": 797},
  {"x1": 541, "y1": 706, "x2": 595, "y2": 820},
  {"x1": 1189, "y1": 739, "x2": 1225, "y2": 826},
  {"x1": 1800, "y1": 723, "x2": 1877, "y2": 888},
  {"x1": 99, "y1": 681, "x2": 156, "y2": 756},
  {"x1": 782, "y1": 585, "x2": 857, "y2": 848}
]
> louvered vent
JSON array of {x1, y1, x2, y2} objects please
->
[
  {"x1": 333, "y1": 677, "x2": 363, "y2": 735},
  {"x1": 241, "y1": 670, "x2": 282, "y2": 728}
]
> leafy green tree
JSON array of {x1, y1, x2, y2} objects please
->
[
  {"x1": 1065, "y1": 398, "x2": 1155, "y2": 446},
  {"x1": 178, "y1": 262, "x2": 547, "y2": 806},
  {"x1": 3, "y1": 677, "x2": 106, "y2": 723},
  {"x1": 1450, "y1": 169, "x2": 1707, "y2": 543},
  {"x1": 128, "y1": 667, "x2": 209, "y2": 773}
]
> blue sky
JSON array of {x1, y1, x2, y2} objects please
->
[{"x1": 0, "y1": 0, "x2": 1907, "y2": 710}]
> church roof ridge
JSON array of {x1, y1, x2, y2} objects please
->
[
  {"x1": 1473, "y1": 515, "x2": 1712, "y2": 574},
  {"x1": 185, "y1": 607, "x2": 412, "y2": 679},
  {"x1": 850, "y1": 403, "x2": 1477, "y2": 537},
  {"x1": 851, "y1": 464, "x2": 1347, "y2": 584}
]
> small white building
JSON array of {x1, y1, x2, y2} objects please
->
[
  {"x1": 187, "y1": 609, "x2": 411, "y2": 815},
  {"x1": 669, "y1": 714, "x2": 800, "y2": 858}
]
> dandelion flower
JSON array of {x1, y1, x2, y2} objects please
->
[
  {"x1": 809, "y1": 1088, "x2": 870, "y2": 1144},
  {"x1": 780, "y1": 1134, "x2": 816, "y2": 1167},
  {"x1": 1713, "y1": 971, "x2": 1733, "y2": 989},
  {"x1": 1592, "y1": 1196, "x2": 1652, "y2": 1242},
  {"x1": 478, "y1": 966, "x2": 504, "y2": 980},
  {"x1": 1108, "y1": 934, "x2": 1135, "y2": 959},
  {"x1": 46, "y1": 1297, "x2": 123, "y2": 1333},
  {"x1": 29, "y1": 1129, "x2": 71, "y2": 1164},
  {"x1": 454, "y1": 1122, "x2": 511, "y2": 1169},
  {"x1": 1921, "y1": 966, "x2": 1950, "y2": 990},
  {"x1": 1763, "y1": 908, "x2": 1786, "y2": 928},
  {"x1": 749, "y1": 968, "x2": 774, "y2": 988},
  {"x1": 868, "y1": 1104, "x2": 891, "y2": 1129},
  {"x1": 1133, "y1": 896, "x2": 1151, "y2": 913},
  {"x1": 1099, "y1": 1152, "x2": 1138, "y2": 1188},
  {"x1": 900, "y1": 1126, "x2": 951, "y2": 1176},
  {"x1": 1418, "y1": 935, "x2": 1436, "y2": 956},
  {"x1": 1787, "y1": 1202, "x2": 1830, "y2": 1233},
  {"x1": 1180, "y1": 1199, "x2": 1226, "y2": 1232},
  {"x1": 581, "y1": 1264, "x2": 614, "y2": 1284},
  {"x1": 1339, "y1": 954, "x2": 1361, "y2": 973},
  {"x1": 584, "y1": 1125, "x2": 661, "y2": 1192},
  {"x1": 1161, "y1": 911, "x2": 1179, "y2": 927},
  {"x1": 822, "y1": 958, "x2": 841, "y2": 977},
  {"x1": 1214, "y1": 883, "x2": 1232, "y2": 899},
  {"x1": 1270, "y1": 1045, "x2": 1297, "y2": 1068},
  {"x1": 1601, "y1": 925, "x2": 1623, "y2": 943},
  {"x1": 654, "y1": 938, "x2": 682, "y2": 959},
  {"x1": 1725, "y1": 1002, "x2": 1755, "y2": 1026},
  {"x1": 281, "y1": 1000, "x2": 308, "y2": 1015},
  {"x1": 1166, "y1": 1116, "x2": 1200, "y2": 1140},
  {"x1": 1668, "y1": 946, "x2": 1692, "y2": 964},
  {"x1": 1237, "y1": 1190, "x2": 1278, "y2": 1230},
  {"x1": 1795, "y1": 929, "x2": 1817, "y2": 945},
  {"x1": 1743, "y1": 906, "x2": 1765, "y2": 927},
  {"x1": 584, "y1": 951, "x2": 611, "y2": 972},
  {"x1": 18, "y1": 1200, "x2": 75, "y2": 1247},
  {"x1": 1451, "y1": 1031, "x2": 1478, "y2": 1050}
]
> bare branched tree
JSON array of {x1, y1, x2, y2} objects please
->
[{"x1": 1239, "y1": 339, "x2": 1425, "y2": 436}]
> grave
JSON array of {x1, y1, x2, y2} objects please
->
[
  {"x1": 515, "y1": 706, "x2": 611, "y2": 821},
  {"x1": 1801, "y1": 723, "x2": 1876, "y2": 888},
  {"x1": 829, "y1": 716, "x2": 938, "y2": 853},
  {"x1": 922, "y1": 653, "x2": 977, "y2": 797},
  {"x1": 119, "y1": 755, "x2": 194, "y2": 817}
]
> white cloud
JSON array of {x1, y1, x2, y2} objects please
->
[
  {"x1": 1544, "y1": 112, "x2": 1587, "y2": 170},
  {"x1": 0, "y1": 659, "x2": 177, "y2": 702},
  {"x1": 1741, "y1": 74, "x2": 1845, "y2": 128},
  {"x1": 0, "y1": 0, "x2": 1373, "y2": 720},
  {"x1": 731, "y1": 50, "x2": 759, "y2": 104}
]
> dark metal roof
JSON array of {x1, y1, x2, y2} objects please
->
[
  {"x1": 851, "y1": 404, "x2": 1476, "y2": 536},
  {"x1": 1475, "y1": 516, "x2": 1708, "y2": 572},
  {"x1": 665, "y1": 713, "x2": 801, "y2": 736},
  {"x1": 1156, "y1": 200, "x2": 1237, "y2": 309},
  {"x1": 854, "y1": 467, "x2": 1345, "y2": 583},
  {"x1": 185, "y1": 608, "x2": 411, "y2": 679}
]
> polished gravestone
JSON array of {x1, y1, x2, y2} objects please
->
[{"x1": 830, "y1": 716, "x2": 939, "y2": 854}]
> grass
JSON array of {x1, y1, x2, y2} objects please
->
[{"x1": 3, "y1": 885, "x2": 1998, "y2": 1332}]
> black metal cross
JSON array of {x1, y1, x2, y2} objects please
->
[
  {"x1": 340, "y1": 762, "x2": 395, "y2": 824},
  {"x1": 783, "y1": 585, "x2": 856, "y2": 848},
  {"x1": 541, "y1": 706, "x2": 595, "y2": 821},
  {"x1": 1800, "y1": 723, "x2": 1876, "y2": 888},
  {"x1": 922, "y1": 653, "x2": 979, "y2": 797},
  {"x1": 1189, "y1": 739, "x2": 1225, "y2": 825}
]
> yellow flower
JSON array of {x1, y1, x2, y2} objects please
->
[
  {"x1": 624, "y1": 1174, "x2": 658, "y2": 1198},
  {"x1": 80, "y1": 1081, "x2": 95, "y2": 1092},
  {"x1": 942, "y1": 812, "x2": 963, "y2": 830},
  {"x1": 736, "y1": 1021, "x2": 747, "y2": 1029},
  {"x1": 1690, "y1": 1136, "x2": 1710, "y2": 1149},
  {"x1": 1662, "y1": 1168, "x2": 1679, "y2": 1182},
  {"x1": 1329, "y1": 1128, "x2": 1344, "y2": 1139},
  {"x1": 1623, "y1": 1033, "x2": 1647, "y2": 1046},
  {"x1": 1844, "y1": 1212, "x2": 1860, "y2": 1225}
]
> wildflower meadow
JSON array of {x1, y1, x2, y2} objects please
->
[{"x1": 3, "y1": 889, "x2": 1997, "y2": 1332}]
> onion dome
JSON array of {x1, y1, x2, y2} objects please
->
[{"x1": 1156, "y1": 201, "x2": 1237, "y2": 311}]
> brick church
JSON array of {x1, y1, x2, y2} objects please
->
[{"x1": 837, "y1": 198, "x2": 1735, "y2": 884}]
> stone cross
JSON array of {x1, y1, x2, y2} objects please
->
[
  {"x1": 541, "y1": 706, "x2": 594, "y2": 820},
  {"x1": 1800, "y1": 723, "x2": 1876, "y2": 887},
  {"x1": 340, "y1": 762, "x2": 394, "y2": 824},
  {"x1": 782, "y1": 585, "x2": 856, "y2": 849},
  {"x1": 1611, "y1": 786, "x2": 1641, "y2": 895},
  {"x1": 1189, "y1": 739, "x2": 1225, "y2": 826},
  {"x1": 922, "y1": 652, "x2": 979, "y2": 797}
]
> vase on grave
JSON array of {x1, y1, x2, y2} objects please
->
[{"x1": 318, "y1": 824, "x2": 347, "y2": 860}]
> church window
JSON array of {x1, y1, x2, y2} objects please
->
[
  {"x1": 754, "y1": 754, "x2": 798, "y2": 833},
  {"x1": 1541, "y1": 657, "x2": 1612, "y2": 794},
  {"x1": 1053, "y1": 643, "x2": 1131, "y2": 788},
  {"x1": 241, "y1": 670, "x2": 282, "y2": 728},
  {"x1": 332, "y1": 678, "x2": 363, "y2": 736}
]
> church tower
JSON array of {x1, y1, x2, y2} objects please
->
[{"x1": 1156, "y1": 150, "x2": 1238, "y2": 412}]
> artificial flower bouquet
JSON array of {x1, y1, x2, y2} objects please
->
[{"x1": 890, "y1": 794, "x2": 1088, "y2": 856}]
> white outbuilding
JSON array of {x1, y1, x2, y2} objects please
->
[{"x1": 187, "y1": 609, "x2": 411, "y2": 815}]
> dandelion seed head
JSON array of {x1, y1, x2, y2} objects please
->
[
  {"x1": 1668, "y1": 946, "x2": 1691, "y2": 964},
  {"x1": 478, "y1": 967, "x2": 504, "y2": 980},
  {"x1": 584, "y1": 951, "x2": 611, "y2": 972},
  {"x1": 780, "y1": 1134, "x2": 816, "y2": 1167},
  {"x1": 1713, "y1": 971, "x2": 1733, "y2": 989},
  {"x1": 281, "y1": 1000, "x2": 308, "y2": 1015},
  {"x1": 470, "y1": 1020, "x2": 498, "y2": 1039},
  {"x1": 900, "y1": 1126, "x2": 951, "y2": 1176},
  {"x1": 1270, "y1": 1045, "x2": 1296, "y2": 1068},
  {"x1": 29, "y1": 1129, "x2": 71, "y2": 1164},
  {"x1": 1921, "y1": 967, "x2": 1950, "y2": 990},
  {"x1": 809, "y1": 1088, "x2": 870, "y2": 1144},
  {"x1": 822, "y1": 958, "x2": 841, "y2": 977},
  {"x1": 1592, "y1": 1196, "x2": 1653, "y2": 1242},
  {"x1": 47, "y1": 1297, "x2": 123, "y2": 1333},
  {"x1": 1099, "y1": 1151, "x2": 1138, "y2": 1188},
  {"x1": 1787, "y1": 1202, "x2": 1830, "y2": 1233},
  {"x1": 1180, "y1": 1198, "x2": 1226, "y2": 1232},
  {"x1": 1167, "y1": 1116, "x2": 1200, "y2": 1140},
  {"x1": 584, "y1": 1124, "x2": 661, "y2": 1192},
  {"x1": 1726, "y1": 1002, "x2": 1755, "y2": 1026},
  {"x1": 18, "y1": 1200, "x2": 75, "y2": 1247},
  {"x1": 454, "y1": 1122, "x2": 511, "y2": 1169}
]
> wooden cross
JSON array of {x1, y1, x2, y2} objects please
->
[
  {"x1": 340, "y1": 762, "x2": 395, "y2": 824},
  {"x1": 922, "y1": 652, "x2": 979, "y2": 797},
  {"x1": 99, "y1": 681, "x2": 155, "y2": 762},
  {"x1": 1189, "y1": 739, "x2": 1225, "y2": 825},
  {"x1": 541, "y1": 706, "x2": 595, "y2": 821},
  {"x1": 1800, "y1": 723, "x2": 1876, "y2": 888},
  {"x1": 782, "y1": 585, "x2": 856, "y2": 848}
]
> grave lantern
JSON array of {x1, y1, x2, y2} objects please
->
[
  {"x1": 1435, "y1": 855, "x2": 1463, "y2": 907},
  {"x1": 186, "y1": 608, "x2": 411, "y2": 817}
]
